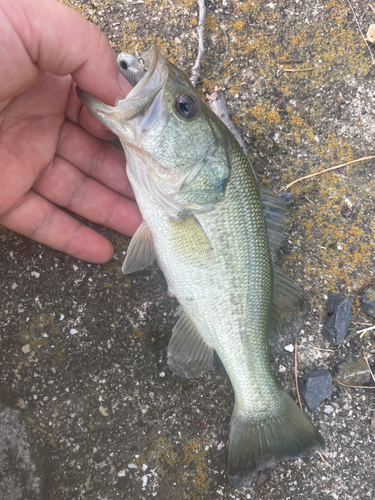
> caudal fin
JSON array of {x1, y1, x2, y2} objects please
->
[{"x1": 228, "y1": 391, "x2": 324, "y2": 488}]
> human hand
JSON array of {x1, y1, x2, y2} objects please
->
[{"x1": 0, "y1": 0, "x2": 142, "y2": 263}]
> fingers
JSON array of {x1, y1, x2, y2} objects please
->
[
  {"x1": 1, "y1": 0, "x2": 132, "y2": 105},
  {"x1": 32, "y1": 155, "x2": 142, "y2": 237},
  {"x1": 0, "y1": 190, "x2": 115, "y2": 263},
  {"x1": 56, "y1": 119, "x2": 135, "y2": 200}
]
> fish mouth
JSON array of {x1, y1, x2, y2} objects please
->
[{"x1": 77, "y1": 46, "x2": 168, "y2": 121}]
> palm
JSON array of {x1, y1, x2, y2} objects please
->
[{"x1": 0, "y1": 72, "x2": 141, "y2": 262}]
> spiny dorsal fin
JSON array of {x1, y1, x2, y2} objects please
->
[
  {"x1": 167, "y1": 311, "x2": 215, "y2": 378},
  {"x1": 122, "y1": 221, "x2": 156, "y2": 275},
  {"x1": 170, "y1": 215, "x2": 214, "y2": 263},
  {"x1": 259, "y1": 186, "x2": 288, "y2": 255}
]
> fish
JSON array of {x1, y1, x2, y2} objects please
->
[{"x1": 77, "y1": 46, "x2": 324, "y2": 488}]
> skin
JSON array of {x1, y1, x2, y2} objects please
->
[{"x1": 0, "y1": 0, "x2": 142, "y2": 263}]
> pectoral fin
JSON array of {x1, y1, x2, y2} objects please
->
[
  {"x1": 170, "y1": 216, "x2": 214, "y2": 263},
  {"x1": 122, "y1": 222, "x2": 156, "y2": 274},
  {"x1": 168, "y1": 311, "x2": 214, "y2": 378}
]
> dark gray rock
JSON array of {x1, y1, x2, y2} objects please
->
[
  {"x1": 279, "y1": 191, "x2": 293, "y2": 202},
  {"x1": 300, "y1": 369, "x2": 333, "y2": 413},
  {"x1": 321, "y1": 293, "x2": 352, "y2": 345},
  {"x1": 361, "y1": 287, "x2": 375, "y2": 317},
  {"x1": 334, "y1": 358, "x2": 371, "y2": 386},
  {"x1": 0, "y1": 405, "x2": 41, "y2": 500}
]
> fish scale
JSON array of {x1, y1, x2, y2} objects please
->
[{"x1": 77, "y1": 45, "x2": 324, "y2": 488}]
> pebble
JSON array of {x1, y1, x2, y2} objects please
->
[
  {"x1": 334, "y1": 357, "x2": 371, "y2": 386},
  {"x1": 118, "y1": 470, "x2": 126, "y2": 477},
  {"x1": 299, "y1": 369, "x2": 333, "y2": 413},
  {"x1": 21, "y1": 344, "x2": 31, "y2": 354},
  {"x1": 284, "y1": 343, "x2": 294, "y2": 353},
  {"x1": 98, "y1": 406, "x2": 110, "y2": 417},
  {"x1": 361, "y1": 287, "x2": 375, "y2": 316},
  {"x1": 321, "y1": 293, "x2": 352, "y2": 345},
  {"x1": 128, "y1": 463, "x2": 138, "y2": 469},
  {"x1": 69, "y1": 329, "x2": 78, "y2": 335},
  {"x1": 324, "y1": 405, "x2": 334, "y2": 414},
  {"x1": 279, "y1": 192, "x2": 293, "y2": 203},
  {"x1": 16, "y1": 398, "x2": 28, "y2": 410}
]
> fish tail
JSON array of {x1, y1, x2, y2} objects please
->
[{"x1": 227, "y1": 391, "x2": 324, "y2": 488}]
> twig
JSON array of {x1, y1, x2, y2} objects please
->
[
  {"x1": 280, "y1": 156, "x2": 375, "y2": 191},
  {"x1": 335, "y1": 379, "x2": 375, "y2": 389},
  {"x1": 353, "y1": 321, "x2": 373, "y2": 325},
  {"x1": 280, "y1": 60, "x2": 306, "y2": 64},
  {"x1": 190, "y1": 0, "x2": 206, "y2": 87},
  {"x1": 197, "y1": 7, "x2": 229, "y2": 84},
  {"x1": 284, "y1": 67, "x2": 314, "y2": 73},
  {"x1": 318, "y1": 452, "x2": 335, "y2": 470},
  {"x1": 346, "y1": 0, "x2": 375, "y2": 63},
  {"x1": 370, "y1": 4, "x2": 375, "y2": 15},
  {"x1": 356, "y1": 324, "x2": 375, "y2": 337},
  {"x1": 295, "y1": 340, "x2": 303, "y2": 410},
  {"x1": 363, "y1": 353, "x2": 375, "y2": 384},
  {"x1": 312, "y1": 347, "x2": 335, "y2": 352}
]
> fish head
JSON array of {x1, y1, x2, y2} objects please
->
[{"x1": 77, "y1": 46, "x2": 230, "y2": 216}]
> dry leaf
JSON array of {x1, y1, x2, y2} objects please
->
[{"x1": 366, "y1": 24, "x2": 375, "y2": 44}]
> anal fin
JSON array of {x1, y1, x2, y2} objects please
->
[
  {"x1": 168, "y1": 311, "x2": 214, "y2": 378},
  {"x1": 122, "y1": 221, "x2": 156, "y2": 275}
]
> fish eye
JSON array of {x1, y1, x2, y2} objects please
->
[
  {"x1": 119, "y1": 60, "x2": 128, "y2": 71},
  {"x1": 175, "y1": 95, "x2": 198, "y2": 119}
]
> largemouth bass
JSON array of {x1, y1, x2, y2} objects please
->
[{"x1": 78, "y1": 46, "x2": 324, "y2": 488}]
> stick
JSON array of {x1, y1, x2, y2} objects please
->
[
  {"x1": 280, "y1": 156, "x2": 375, "y2": 191},
  {"x1": 346, "y1": 0, "x2": 375, "y2": 63},
  {"x1": 312, "y1": 347, "x2": 335, "y2": 352},
  {"x1": 284, "y1": 68, "x2": 313, "y2": 73},
  {"x1": 363, "y1": 353, "x2": 375, "y2": 384},
  {"x1": 318, "y1": 452, "x2": 335, "y2": 470},
  {"x1": 335, "y1": 379, "x2": 375, "y2": 389},
  {"x1": 357, "y1": 325, "x2": 375, "y2": 337},
  {"x1": 294, "y1": 341, "x2": 303, "y2": 410},
  {"x1": 190, "y1": 0, "x2": 206, "y2": 87}
]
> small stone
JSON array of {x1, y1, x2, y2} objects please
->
[
  {"x1": 321, "y1": 293, "x2": 352, "y2": 345},
  {"x1": 279, "y1": 192, "x2": 293, "y2": 203},
  {"x1": 334, "y1": 357, "x2": 371, "y2": 386},
  {"x1": 118, "y1": 470, "x2": 126, "y2": 477},
  {"x1": 16, "y1": 398, "x2": 28, "y2": 410},
  {"x1": 127, "y1": 463, "x2": 138, "y2": 469},
  {"x1": 323, "y1": 405, "x2": 334, "y2": 414},
  {"x1": 98, "y1": 406, "x2": 110, "y2": 417},
  {"x1": 299, "y1": 369, "x2": 332, "y2": 413},
  {"x1": 284, "y1": 343, "x2": 294, "y2": 353},
  {"x1": 256, "y1": 472, "x2": 269, "y2": 486},
  {"x1": 22, "y1": 344, "x2": 31, "y2": 354},
  {"x1": 361, "y1": 288, "x2": 375, "y2": 317},
  {"x1": 69, "y1": 328, "x2": 78, "y2": 335}
]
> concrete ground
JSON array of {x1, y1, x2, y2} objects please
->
[{"x1": 1, "y1": 0, "x2": 375, "y2": 499}]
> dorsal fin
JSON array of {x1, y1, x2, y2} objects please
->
[
  {"x1": 122, "y1": 221, "x2": 156, "y2": 275},
  {"x1": 258, "y1": 187, "x2": 307, "y2": 341},
  {"x1": 259, "y1": 186, "x2": 288, "y2": 255},
  {"x1": 267, "y1": 263, "x2": 306, "y2": 343},
  {"x1": 167, "y1": 311, "x2": 215, "y2": 378}
]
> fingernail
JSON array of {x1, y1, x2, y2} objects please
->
[{"x1": 118, "y1": 73, "x2": 133, "y2": 95}]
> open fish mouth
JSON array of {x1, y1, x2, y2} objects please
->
[{"x1": 77, "y1": 46, "x2": 168, "y2": 122}]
